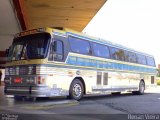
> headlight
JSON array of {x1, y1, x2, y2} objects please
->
[
  {"x1": 36, "y1": 76, "x2": 46, "y2": 84},
  {"x1": 4, "y1": 77, "x2": 11, "y2": 84}
]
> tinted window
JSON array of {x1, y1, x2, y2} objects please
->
[
  {"x1": 9, "y1": 33, "x2": 50, "y2": 61},
  {"x1": 11, "y1": 44, "x2": 23, "y2": 60},
  {"x1": 110, "y1": 47, "x2": 125, "y2": 61},
  {"x1": 49, "y1": 40, "x2": 63, "y2": 61},
  {"x1": 136, "y1": 54, "x2": 146, "y2": 65},
  {"x1": 69, "y1": 37, "x2": 91, "y2": 55},
  {"x1": 55, "y1": 40, "x2": 63, "y2": 54},
  {"x1": 125, "y1": 51, "x2": 137, "y2": 63},
  {"x1": 27, "y1": 34, "x2": 50, "y2": 59},
  {"x1": 146, "y1": 56, "x2": 155, "y2": 66},
  {"x1": 92, "y1": 43, "x2": 110, "y2": 58},
  {"x1": 27, "y1": 38, "x2": 47, "y2": 59}
]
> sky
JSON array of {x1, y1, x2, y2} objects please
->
[{"x1": 83, "y1": 0, "x2": 160, "y2": 67}]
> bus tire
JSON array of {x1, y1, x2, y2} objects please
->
[
  {"x1": 132, "y1": 80, "x2": 145, "y2": 95},
  {"x1": 132, "y1": 91, "x2": 138, "y2": 95},
  {"x1": 111, "y1": 92, "x2": 121, "y2": 95},
  {"x1": 138, "y1": 80, "x2": 145, "y2": 95},
  {"x1": 69, "y1": 79, "x2": 84, "y2": 101},
  {"x1": 14, "y1": 95, "x2": 24, "y2": 101}
]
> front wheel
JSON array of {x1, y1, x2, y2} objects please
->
[
  {"x1": 111, "y1": 92, "x2": 121, "y2": 95},
  {"x1": 69, "y1": 79, "x2": 84, "y2": 100},
  {"x1": 14, "y1": 95, "x2": 24, "y2": 101}
]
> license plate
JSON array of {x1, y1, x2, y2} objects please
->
[{"x1": 14, "y1": 78, "x2": 22, "y2": 83}]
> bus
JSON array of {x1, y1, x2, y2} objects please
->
[{"x1": 4, "y1": 27, "x2": 157, "y2": 100}]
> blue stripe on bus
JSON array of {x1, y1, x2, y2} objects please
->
[{"x1": 66, "y1": 56, "x2": 156, "y2": 73}]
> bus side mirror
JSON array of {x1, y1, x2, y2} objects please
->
[{"x1": 53, "y1": 41, "x2": 57, "y2": 52}]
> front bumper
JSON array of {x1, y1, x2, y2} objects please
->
[{"x1": 4, "y1": 85, "x2": 69, "y2": 97}]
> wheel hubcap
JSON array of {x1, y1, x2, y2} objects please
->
[{"x1": 73, "y1": 84, "x2": 82, "y2": 98}]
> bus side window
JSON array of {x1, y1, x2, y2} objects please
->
[
  {"x1": 146, "y1": 56, "x2": 155, "y2": 67},
  {"x1": 125, "y1": 51, "x2": 137, "y2": 63},
  {"x1": 92, "y1": 43, "x2": 110, "y2": 58},
  {"x1": 110, "y1": 47, "x2": 125, "y2": 61},
  {"x1": 49, "y1": 40, "x2": 63, "y2": 61},
  {"x1": 69, "y1": 37, "x2": 91, "y2": 55},
  {"x1": 136, "y1": 54, "x2": 147, "y2": 65}
]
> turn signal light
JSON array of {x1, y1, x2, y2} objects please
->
[{"x1": 37, "y1": 76, "x2": 45, "y2": 84}]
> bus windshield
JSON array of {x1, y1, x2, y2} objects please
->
[{"x1": 8, "y1": 33, "x2": 50, "y2": 61}]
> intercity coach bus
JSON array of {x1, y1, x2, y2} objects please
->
[{"x1": 4, "y1": 27, "x2": 156, "y2": 100}]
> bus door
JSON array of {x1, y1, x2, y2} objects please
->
[{"x1": 95, "y1": 72, "x2": 112, "y2": 92}]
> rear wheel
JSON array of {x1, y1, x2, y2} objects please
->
[
  {"x1": 132, "y1": 80, "x2": 145, "y2": 95},
  {"x1": 138, "y1": 80, "x2": 145, "y2": 95},
  {"x1": 68, "y1": 79, "x2": 84, "y2": 100},
  {"x1": 14, "y1": 95, "x2": 24, "y2": 101}
]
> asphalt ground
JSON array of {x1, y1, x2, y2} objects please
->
[{"x1": 0, "y1": 86, "x2": 160, "y2": 120}]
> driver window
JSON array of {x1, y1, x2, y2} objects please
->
[{"x1": 49, "y1": 40, "x2": 63, "y2": 61}]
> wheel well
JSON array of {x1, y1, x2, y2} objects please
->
[{"x1": 73, "y1": 77, "x2": 86, "y2": 94}]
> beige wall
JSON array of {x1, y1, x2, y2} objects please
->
[
  {"x1": 0, "y1": 69, "x2": 5, "y2": 81},
  {"x1": 0, "y1": 35, "x2": 13, "y2": 51},
  {"x1": 0, "y1": 0, "x2": 21, "y2": 51}
]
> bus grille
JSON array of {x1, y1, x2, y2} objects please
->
[{"x1": 5, "y1": 66, "x2": 36, "y2": 75}]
